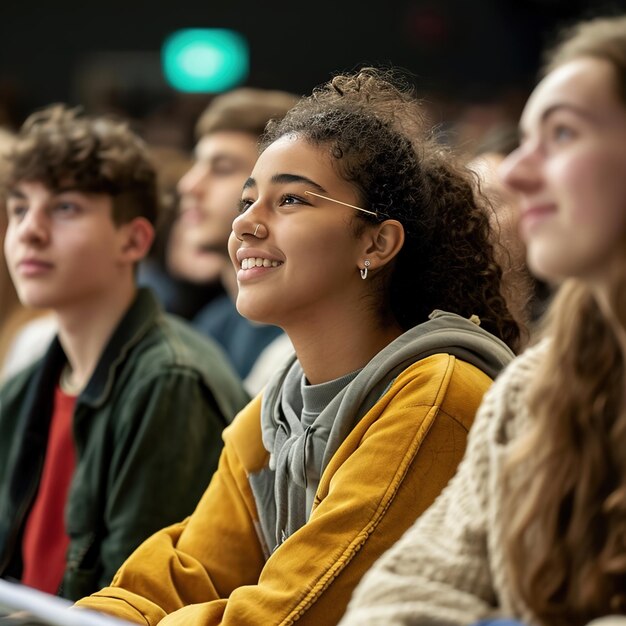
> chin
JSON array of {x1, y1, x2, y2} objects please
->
[
  {"x1": 16, "y1": 293, "x2": 54, "y2": 310},
  {"x1": 235, "y1": 298, "x2": 275, "y2": 326},
  {"x1": 526, "y1": 244, "x2": 570, "y2": 283}
]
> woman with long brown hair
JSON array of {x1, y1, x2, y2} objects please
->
[{"x1": 340, "y1": 13, "x2": 626, "y2": 626}]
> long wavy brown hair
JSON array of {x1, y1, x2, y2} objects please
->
[{"x1": 503, "y1": 15, "x2": 626, "y2": 625}]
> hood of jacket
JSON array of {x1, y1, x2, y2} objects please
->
[{"x1": 250, "y1": 310, "x2": 515, "y2": 555}]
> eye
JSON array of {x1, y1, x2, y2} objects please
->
[
  {"x1": 213, "y1": 163, "x2": 239, "y2": 176},
  {"x1": 550, "y1": 123, "x2": 576, "y2": 144},
  {"x1": 7, "y1": 201, "x2": 28, "y2": 217},
  {"x1": 54, "y1": 201, "x2": 80, "y2": 217},
  {"x1": 238, "y1": 198, "x2": 254, "y2": 214},
  {"x1": 7, "y1": 203, "x2": 27, "y2": 220},
  {"x1": 279, "y1": 193, "x2": 309, "y2": 207}
]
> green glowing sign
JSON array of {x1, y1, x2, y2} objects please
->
[{"x1": 162, "y1": 29, "x2": 248, "y2": 93}]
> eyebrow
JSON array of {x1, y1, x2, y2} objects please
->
[
  {"x1": 197, "y1": 151, "x2": 248, "y2": 165},
  {"x1": 55, "y1": 187, "x2": 84, "y2": 195},
  {"x1": 521, "y1": 102, "x2": 598, "y2": 138},
  {"x1": 242, "y1": 173, "x2": 328, "y2": 193}
]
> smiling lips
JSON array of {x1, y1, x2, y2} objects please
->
[
  {"x1": 240, "y1": 257, "x2": 281, "y2": 270},
  {"x1": 520, "y1": 204, "x2": 557, "y2": 235}
]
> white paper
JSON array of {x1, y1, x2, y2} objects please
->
[{"x1": 0, "y1": 579, "x2": 135, "y2": 626}]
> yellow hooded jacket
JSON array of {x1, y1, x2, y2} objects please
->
[{"x1": 76, "y1": 313, "x2": 513, "y2": 625}]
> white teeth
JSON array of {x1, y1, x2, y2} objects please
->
[{"x1": 241, "y1": 257, "x2": 280, "y2": 270}]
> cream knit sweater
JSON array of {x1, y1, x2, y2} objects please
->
[{"x1": 339, "y1": 341, "x2": 547, "y2": 626}]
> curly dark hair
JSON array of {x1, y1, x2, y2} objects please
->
[
  {"x1": 5, "y1": 104, "x2": 158, "y2": 226},
  {"x1": 262, "y1": 67, "x2": 520, "y2": 351}
]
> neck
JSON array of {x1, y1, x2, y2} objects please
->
[
  {"x1": 286, "y1": 309, "x2": 403, "y2": 385},
  {"x1": 56, "y1": 280, "x2": 137, "y2": 391}
]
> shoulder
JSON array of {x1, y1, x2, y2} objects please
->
[
  {"x1": 114, "y1": 314, "x2": 248, "y2": 412},
  {"x1": 0, "y1": 358, "x2": 42, "y2": 404},
  {"x1": 484, "y1": 339, "x2": 547, "y2": 415},
  {"x1": 393, "y1": 353, "x2": 493, "y2": 408},
  {"x1": 355, "y1": 354, "x2": 496, "y2": 443},
  {"x1": 474, "y1": 338, "x2": 549, "y2": 446},
  {"x1": 222, "y1": 394, "x2": 267, "y2": 473},
  {"x1": 129, "y1": 312, "x2": 236, "y2": 375}
]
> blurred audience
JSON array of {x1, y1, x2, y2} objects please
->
[
  {"x1": 468, "y1": 123, "x2": 553, "y2": 347},
  {"x1": 0, "y1": 104, "x2": 248, "y2": 601},
  {"x1": 138, "y1": 144, "x2": 225, "y2": 319},
  {"x1": 174, "y1": 87, "x2": 299, "y2": 391}
]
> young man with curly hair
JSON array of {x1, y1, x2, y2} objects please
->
[{"x1": 0, "y1": 105, "x2": 249, "y2": 600}]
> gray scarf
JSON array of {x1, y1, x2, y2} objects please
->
[{"x1": 249, "y1": 310, "x2": 515, "y2": 556}]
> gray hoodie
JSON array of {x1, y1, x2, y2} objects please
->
[{"x1": 250, "y1": 310, "x2": 515, "y2": 556}]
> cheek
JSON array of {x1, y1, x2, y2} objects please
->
[
  {"x1": 215, "y1": 179, "x2": 247, "y2": 208},
  {"x1": 557, "y1": 148, "x2": 626, "y2": 227},
  {"x1": 297, "y1": 231, "x2": 359, "y2": 287},
  {"x1": 3, "y1": 227, "x2": 14, "y2": 261},
  {"x1": 227, "y1": 232, "x2": 240, "y2": 266},
  {"x1": 219, "y1": 207, "x2": 239, "y2": 232},
  {"x1": 72, "y1": 232, "x2": 120, "y2": 269}
]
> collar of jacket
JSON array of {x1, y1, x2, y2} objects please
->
[
  {"x1": 261, "y1": 307, "x2": 516, "y2": 497},
  {"x1": 262, "y1": 308, "x2": 515, "y2": 430},
  {"x1": 34, "y1": 288, "x2": 160, "y2": 409}
]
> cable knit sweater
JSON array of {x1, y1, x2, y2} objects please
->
[{"x1": 339, "y1": 341, "x2": 548, "y2": 626}]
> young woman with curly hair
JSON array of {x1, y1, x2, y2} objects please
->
[
  {"x1": 340, "y1": 14, "x2": 626, "y2": 626},
  {"x1": 75, "y1": 67, "x2": 518, "y2": 625}
]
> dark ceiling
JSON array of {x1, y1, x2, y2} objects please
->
[{"x1": 1, "y1": 0, "x2": 623, "y2": 128}]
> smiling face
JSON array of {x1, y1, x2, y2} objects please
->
[
  {"x1": 4, "y1": 181, "x2": 139, "y2": 312},
  {"x1": 499, "y1": 57, "x2": 626, "y2": 286},
  {"x1": 174, "y1": 130, "x2": 259, "y2": 283},
  {"x1": 228, "y1": 134, "x2": 374, "y2": 330}
]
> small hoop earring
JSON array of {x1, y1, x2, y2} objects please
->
[
  {"x1": 253, "y1": 224, "x2": 261, "y2": 237},
  {"x1": 360, "y1": 259, "x2": 371, "y2": 280}
]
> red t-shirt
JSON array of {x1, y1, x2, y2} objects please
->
[{"x1": 21, "y1": 385, "x2": 77, "y2": 594}]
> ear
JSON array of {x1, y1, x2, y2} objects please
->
[
  {"x1": 118, "y1": 217, "x2": 155, "y2": 264},
  {"x1": 361, "y1": 219, "x2": 405, "y2": 271}
]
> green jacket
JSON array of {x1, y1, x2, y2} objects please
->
[{"x1": 0, "y1": 288, "x2": 250, "y2": 600}]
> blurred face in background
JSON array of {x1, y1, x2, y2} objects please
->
[
  {"x1": 171, "y1": 131, "x2": 259, "y2": 284},
  {"x1": 469, "y1": 152, "x2": 527, "y2": 277},
  {"x1": 500, "y1": 57, "x2": 626, "y2": 288},
  {"x1": 4, "y1": 181, "x2": 136, "y2": 312}
]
